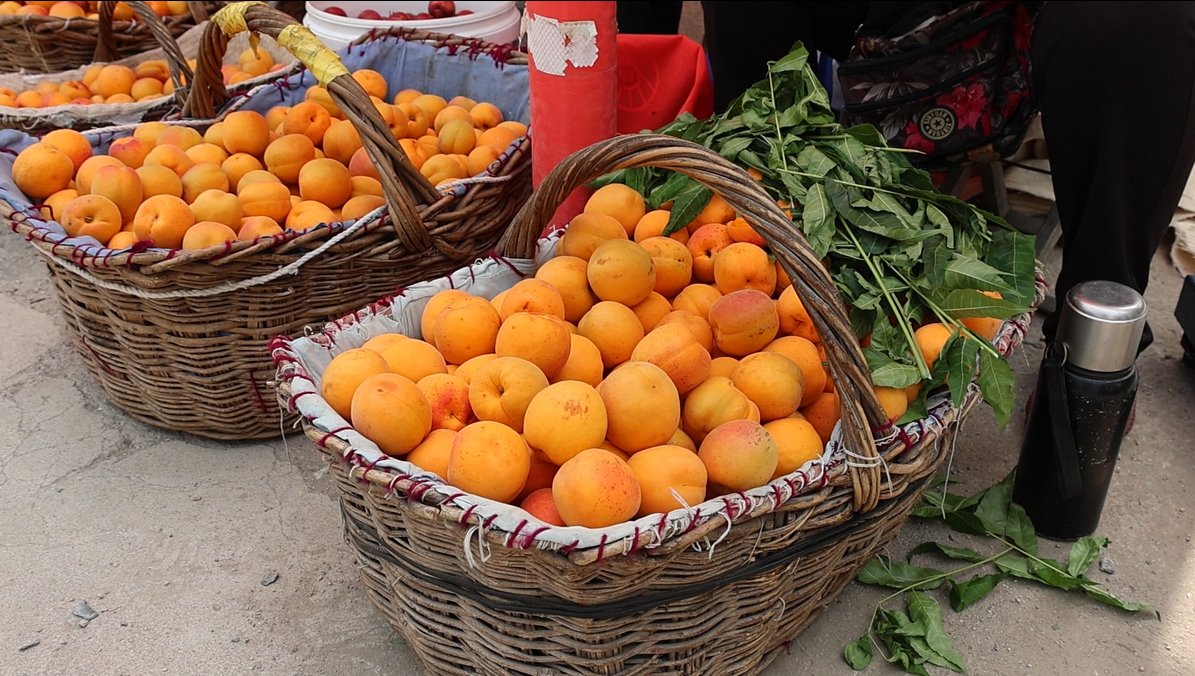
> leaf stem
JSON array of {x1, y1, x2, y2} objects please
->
[
  {"x1": 840, "y1": 225, "x2": 931, "y2": 379},
  {"x1": 766, "y1": 70, "x2": 790, "y2": 173},
  {"x1": 887, "y1": 267, "x2": 1003, "y2": 360}
]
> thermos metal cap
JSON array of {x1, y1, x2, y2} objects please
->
[{"x1": 1055, "y1": 280, "x2": 1147, "y2": 372}]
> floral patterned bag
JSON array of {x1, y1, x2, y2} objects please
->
[{"x1": 838, "y1": 1, "x2": 1041, "y2": 168}]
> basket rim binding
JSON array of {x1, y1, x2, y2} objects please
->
[
  {"x1": 271, "y1": 214, "x2": 1045, "y2": 567},
  {"x1": 0, "y1": 11, "x2": 533, "y2": 281}
]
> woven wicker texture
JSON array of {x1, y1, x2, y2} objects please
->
[
  {"x1": 0, "y1": 1, "x2": 218, "y2": 75},
  {"x1": 2, "y1": 4, "x2": 531, "y2": 440},
  {"x1": 273, "y1": 135, "x2": 1042, "y2": 675},
  {"x1": 0, "y1": 1, "x2": 194, "y2": 135}
]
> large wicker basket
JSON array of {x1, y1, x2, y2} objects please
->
[
  {"x1": 272, "y1": 135, "x2": 1042, "y2": 675},
  {"x1": 0, "y1": 1, "x2": 220, "y2": 75},
  {"x1": 0, "y1": 4, "x2": 531, "y2": 440}
]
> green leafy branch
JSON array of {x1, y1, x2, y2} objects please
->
[{"x1": 844, "y1": 474, "x2": 1157, "y2": 674}]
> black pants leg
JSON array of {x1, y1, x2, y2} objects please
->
[
  {"x1": 1033, "y1": 2, "x2": 1195, "y2": 353},
  {"x1": 700, "y1": 1, "x2": 870, "y2": 111}
]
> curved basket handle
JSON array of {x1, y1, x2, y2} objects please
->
[
  {"x1": 500, "y1": 134, "x2": 890, "y2": 511},
  {"x1": 185, "y1": 2, "x2": 441, "y2": 252},
  {"x1": 94, "y1": 0, "x2": 195, "y2": 106}
]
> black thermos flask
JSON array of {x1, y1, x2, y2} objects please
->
[{"x1": 1012, "y1": 281, "x2": 1147, "y2": 541}]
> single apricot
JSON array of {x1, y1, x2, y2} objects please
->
[
  {"x1": 40, "y1": 129, "x2": 92, "y2": 171},
  {"x1": 236, "y1": 169, "x2": 283, "y2": 194},
  {"x1": 181, "y1": 220, "x2": 237, "y2": 250},
  {"x1": 236, "y1": 215, "x2": 283, "y2": 240},
  {"x1": 631, "y1": 323, "x2": 712, "y2": 395},
  {"x1": 417, "y1": 373, "x2": 473, "y2": 432},
  {"x1": 914, "y1": 323, "x2": 955, "y2": 370},
  {"x1": 519, "y1": 487, "x2": 565, "y2": 526},
  {"x1": 467, "y1": 356, "x2": 549, "y2": 433},
  {"x1": 60, "y1": 194, "x2": 123, "y2": 244},
  {"x1": 297, "y1": 158, "x2": 352, "y2": 209},
  {"x1": 406, "y1": 428, "x2": 456, "y2": 477},
  {"x1": 597, "y1": 361, "x2": 681, "y2": 453},
  {"x1": 155, "y1": 126, "x2": 203, "y2": 151},
  {"x1": 875, "y1": 385, "x2": 909, "y2": 423},
  {"x1": 698, "y1": 419, "x2": 778, "y2": 492},
  {"x1": 376, "y1": 338, "x2": 448, "y2": 383},
  {"x1": 576, "y1": 300, "x2": 645, "y2": 369},
  {"x1": 707, "y1": 289, "x2": 780, "y2": 356},
  {"x1": 221, "y1": 110, "x2": 271, "y2": 157},
  {"x1": 109, "y1": 136, "x2": 152, "y2": 169},
  {"x1": 283, "y1": 101, "x2": 332, "y2": 145},
  {"x1": 731, "y1": 352, "x2": 805, "y2": 421},
  {"x1": 552, "y1": 449, "x2": 641, "y2": 528},
  {"x1": 238, "y1": 180, "x2": 292, "y2": 223},
  {"x1": 340, "y1": 194, "x2": 385, "y2": 222},
  {"x1": 40, "y1": 188, "x2": 78, "y2": 222},
  {"x1": 12, "y1": 142, "x2": 74, "y2": 199},
  {"x1": 800, "y1": 390, "x2": 841, "y2": 445},
  {"x1": 136, "y1": 163, "x2": 183, "y2": 199},
  {"x1": 639, "y1": 236, "x2": 693, "y2": 298},
  {"x1": 708, "y1": 356, "x2": 739, "y2": 380},
  {"x1": 320, "y1": 347, "x2": 392, "y2": 419},
  {"x1": 453, "y1": 353, "x2": 498, "y2": 385},
  {"x1": 352, "y1": 373, "x2": 432, "y2": 457},
  {"x1": 765, "y1": 417, "x2": 824, "y2": 479},
  {"x1": 132, "y1": 194, "x2": 194, "y2": 248},
  {"x1": 434, "y1": 296, "x2": 502, "y2": 365},
  {"x1": 189, "y1": 189, "x2": 242, "y2": 229},
  {"x1": 495, "y1": 312, "x2": 572, "y2": 380},
  {"x1": 179, "y1": 162, "x2": 229, "y2": 204},
  {"x1": 142, "y1": 143, "x2": 193, "y2": 178},
  {"x1": 584, "y1": 183, "x2": 646, "y2": 237},
  {"x1": 629, "y1": 292, "x2": 673, "y2": 334},
  {"x1": 713, "y1": 241, "x2": 776, "y2": 295},
  {"x1": 777, "y1": 286, "x2": 821, "y2": 343},
  {"x1": 686, "y1": 193, "x2": 736, "y2": 232},
  {"x1": 671, "y1": 283, "x2": 723, "y2": 321},
  {"x1": 726, "y1": 217, "x2": 767, "y2": 247},
  {"x1": 550, "y1": 334, "x2": 604, "y2": 387},
  {"x1": 558, "y1": 211, "x2": 628, "y2": 261},
  {"x1": 535, "y1": 255, "x2": 596, "y2": 323},
  {"x1": 633, "y1": 209, "x2": 689, "y2": 244},
  {"x1": 523, "y1": 381, "x2": 608, "y2": 466},
  {"x1": 627, "y1": 445, "x2": 707, "y2": 517},
  {"x1": 763, "y1": 336, "x2": 827, "y2": 408},
  {"x1": 499, "y1": 278, "x2": 567, "y2": 321},
  {"x1": 682, "y1": 376, "x2": 754, "y2": 444},
  {"x1": 587, "y1": 238, "x2": 657, "y2": 306},
  {"x1": 419, "y1": 289, "x2": 471, "y2": 345},
  {"x1": 687, "y1": 223, "x2": 734, "y2": 283},
  {"x1": 88, "y1": 164, "x2": 143, "y2": 223},
  {"x1": 185, "y1": 142, "x2": 228, "y2": 167}
]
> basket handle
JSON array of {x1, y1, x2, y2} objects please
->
[
  {"x1": 499, "y1": 134, "x2": 890, "y2": 511},
  {"x1": 183, "y1": 2, "x2": 440, "y2": 252},
  {"x1": 93, "y1": 0, "x2": 195, "y2": 106}
]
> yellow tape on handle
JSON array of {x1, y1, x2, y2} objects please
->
[
  {"x1": 276, "y1": 24, "x2": 350, "y2": 88},
  {"x1": 211, "y1": 1, "x2": 267, "y2": 37},
  {"x1": 212, "y1": 1, "x2": 267, "y2": 53}
]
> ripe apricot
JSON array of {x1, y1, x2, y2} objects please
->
[
  {"x1": 763, "y1": 336, "x2": 827, "y2": 408},
  {"x1": 181, "y1": 221, "x2": 236, "y2": 250},
  {"x1": 523, "y1": 381, "x2": 608, "y2": 465},
  {"x1": 340, "y1": 194, "x2": 384, "y2": 222},
  {"x1": 629, "y1": 292, "x2": 673, "y2": 333},
  {"x1": 470, "y1": 101, "x2": 504, "y2": 130},
  {"x1": 376, "y1": 338, "x2": 448, "y2": 383},
  {"x1": 520, "y1": 488, "x2": 565, "y2": 526},
  {"x1": 584, "y1": 183, "x2": 646, "y2": 236},
  {"x1": 731, "y1": 352, "x2": 804, "y2": 421},
  {"x1": 535, "y1": 255, "x2": 596, "y2": 323},
  {"x1": 597, "y1": 361, "x2": 680, "y2": 453},
  {"x1": 726, "y1": 217, "x2": 767, "y2": 246},
  {"x1": 238, "y1": 180, "x2": 292, "y2": 223},
  {"x1": 262, "y1": 133, "x2": 316, "y2": 184},
  {"x1": 633, "y1": 209, "x2": 689, "y2": 244},
  {"x1": 40, "y1": 188, "x2": 78, "y2": 222},
  {"x1": 777, "y1": 286, "x2": 821, "y2": 343},
  {"x1": 406, "y1": 428, "x2": 456, "y2": 478},
  {"x1": 155, "y1": 126, "x2": 203, "y2": 151},
  {"x1": 60, "y1": 194, "x2": 122, "y2": 244},
  {"x1": 576, "y1": 300, "x2": 644, "y2": 369},
  {"x1": 639, "y1": 236, "x2": 693, "y2": 297},
  {"x1": 236, "y1": 215, "x2": 283, "y2": 240},
  {"x1": 41, "y1": 129, "x2": 92, "y2": 171},
  {"x1": 708, "y1": 356, "x2": 739, "y2": 379},
  {"x1": 550, "y1": 334, "x2": 604, "y2": 387},
  {"x1": 682, "y1": 376, "x2": 754, "y2": 444},
  {"x1": 453, "y1": 353, "x2": 498, "y2": 385},
  {"x1": 800, "y1": 390, "x2": 841, "y2": 445},
  {"x1": 420, "y1": 289, "x2": 470, "y2": 345},
  {"x1": 707, "y1": 289, "x2": 780, "y2": 356},
  {"x1": 587, "y1": 239, "x2": 657, "y2": 306},
  {"x1": 186, "y1": 142, "x2": 228, "y2": 167},
  {"x1": 190, "y1": 189, "x2": 243, "y2": 229},
  {"x1": 552, "y1": 449, "x2": 641, "y2": 528},
  {"x1": 12, "y1": 143, "x2": 74, "y2": 199},
  {"x1": 179, "y1": 162, "x2": 228, "y2": 204},
  {"x1": 417, "y1": 373, "x2": 473, "y2": 432},
  {"x1": 221, "y1": 110, "x2": 271, "y2": 157},
  {"x1": 765, "y1": 417, "x2": 824, "y2": 479},
  {"x1": 132, "y1": 194, "x2": 194, "y2": 248},
  {"x1": 960, "y1": 291, "x2": 1006, "y2": 342},
  {"x1": 698, "y1": 419, "x2": 778, "y2": 492},
  {"x1": 875, "y1": 385, "x2": 909, "y2": 423},
  {"x1": 495, "y1": 312, "x2": 572, "y2": 380},
  {"x1": 476, "y1": 126, "x2": 517, "y2": 152},
  {"x1": 467, "y1": 356, "x2": 549, "y2": 433},
  {"x1": 687, "y1": 223, "x2": 733, "y2": 283},
  {"x1": 283, "y1": 101, "x2": 332, "y2": 145},
  {"x1": 91, "y1": 65, "x2": 136, "y2": 98},
  {"x1": 435, "y1": 296, "x2": 502, "y2": 365},
  {"x1": 320, "y1": 347, "x2": 391, "y2": 419},
  {"x1": 500, "y1": 278, "x2": 567, "y2": 321},
  {"x1": 142, "y1": 143, "x2": 193, "y2": 178},
  {"x1": 352, "y1": 373, "x2": 432, "y2": 457},
  {"x1": 627, "y1": 445, "x2": 707, "y2": 517},
  {"x1": 686, "y1": 193, "x2": 735, "y2": 232},
  {"x1": 713, "y1": 242, "x2": 777, "y2": 295},
  {"x1": 136, "y1": 163, "x2": 183, "y2": 199},
  {"x1": 109, "y1": 137, "x2": 152, "y2": 169},
  {"x1": 914, "y1": 323, "x2": 955, "y2": 369},
  {"x1": 558, "y1": 211, "x2": 628, "y2": 261},
  {"x1": 631, "y1": 323, "x2": 712, "y2": 395}
]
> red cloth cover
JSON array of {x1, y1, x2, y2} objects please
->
[{"x1": 616, "y1": 34, "x2": 714, "y2": 135}]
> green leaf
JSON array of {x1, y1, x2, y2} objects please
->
[
  {"x1": 844, "y1": 636, "x2": 873, "y2": 670},
  {"x1": 882, "y1": 636, "x2": 931, "y2": 676},
  {"x1": 647, "y1": 171, "x2": 695, "y2": 210},
  {"x1": 770, "y1": 44, "x2": 810, "y2": 72},
  {"x1": 975, "y1": 472, "x2": 1014, "y2": 537},
  {"x1": 587, "y1": 168, "x2": 628, "y2": 190},
  {"x1": 796, "y1": 145, "x2": 836, "y2": 177},
  {"x1": 663, "y1": 183, "x2": 712, "y2": 236},
  {"x1": 1068, "y1": 536, "x2": 1109, "y2": 577},
  {"x1": 922, "y1": 235, "x2": 951, "y2": 289},
  {"x1": 857, "y1": 555, "x2": 946, "y2": 590},
  {"x1": 944, "y1": 511, "x2": 989, "y2": 537},
  {"x1": 624, "y1": 167, "x2": 649, "y2": 197},
  {"x1": 845, "y1": 124, "x2": 888, "y2": 148},
  {"x1": 946, "y1": 337, "x2": 980, "y2": 409},
  {"x1": 986, "y1": 227, "x2": 1038, "y2": 308},
  {"x1": 944, "y1": 256, "x2": 1016, "y2": 294},
  {"x1": 1004, "y1": 502, "x2": 1038, "y2": 555},
  {"x1": 869, "y1": 356, "x2": 922, "y2": 388},
  {"x1": 941, "y1": 289, "x2": 1032, "y2": 319},
  {"x1": 907, "y1": 541, "x2": 989, "y2": 564},
  {"x1": 801, "y1": 182, "x2": 835, "y2": 258},
  {"x1": 976, "y1": 349, "x2": 1016, "y2": 429},
  {"x1": 1081, "y1": 582, "x2": 1159, "y2": 617},
  {"x1": 949, "y1": 572, "x2": 1008, "y2": 611},
  {"x1": 1033, "y1": 565, "x2": 1087, "y2": 591},
  {"x1": 908, "y1": 592, "x2": 966, "y2": 672},
  {"x1": 717, "y1": 136, "x2": 754, "y2": 161},
  {"x1": 907, "y1": 636, "x2": 962, "y2": 672},
  {"x1": 995, "y1": 554, "x2": 1036, "y2": 581}
]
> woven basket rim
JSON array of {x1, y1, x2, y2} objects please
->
[{"x1": 271, "y1": 245, "x2": 1045, "y2": 564}]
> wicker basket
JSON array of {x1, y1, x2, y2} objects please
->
[
  {"x1": 0, "y1": 1, "x2": 221, "y2": 75},
  {"x1": 0, "y1": 3, "x2": 531, "y2": 440},
  {"x1": 0, "y1": 2, "x2": 299, "y2": 135},
  {"x1": 272, "y1": 134, "x2": 1043, "y2": 676}
]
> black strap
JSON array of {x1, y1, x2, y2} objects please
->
[
  {"x1": 1043, "y1": 349, "x2": 1083, "y2": 500},
  {"x1": 342, "y1": 475, "x2": 931, "y2": 620}
]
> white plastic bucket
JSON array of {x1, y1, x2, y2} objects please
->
[{"x1": 304, "y1": 2, "x2": 522, "y2": 52}]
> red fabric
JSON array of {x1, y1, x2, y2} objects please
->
[{"x1": 615, "y1": 34, "x2": 714, "y2": 135}]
